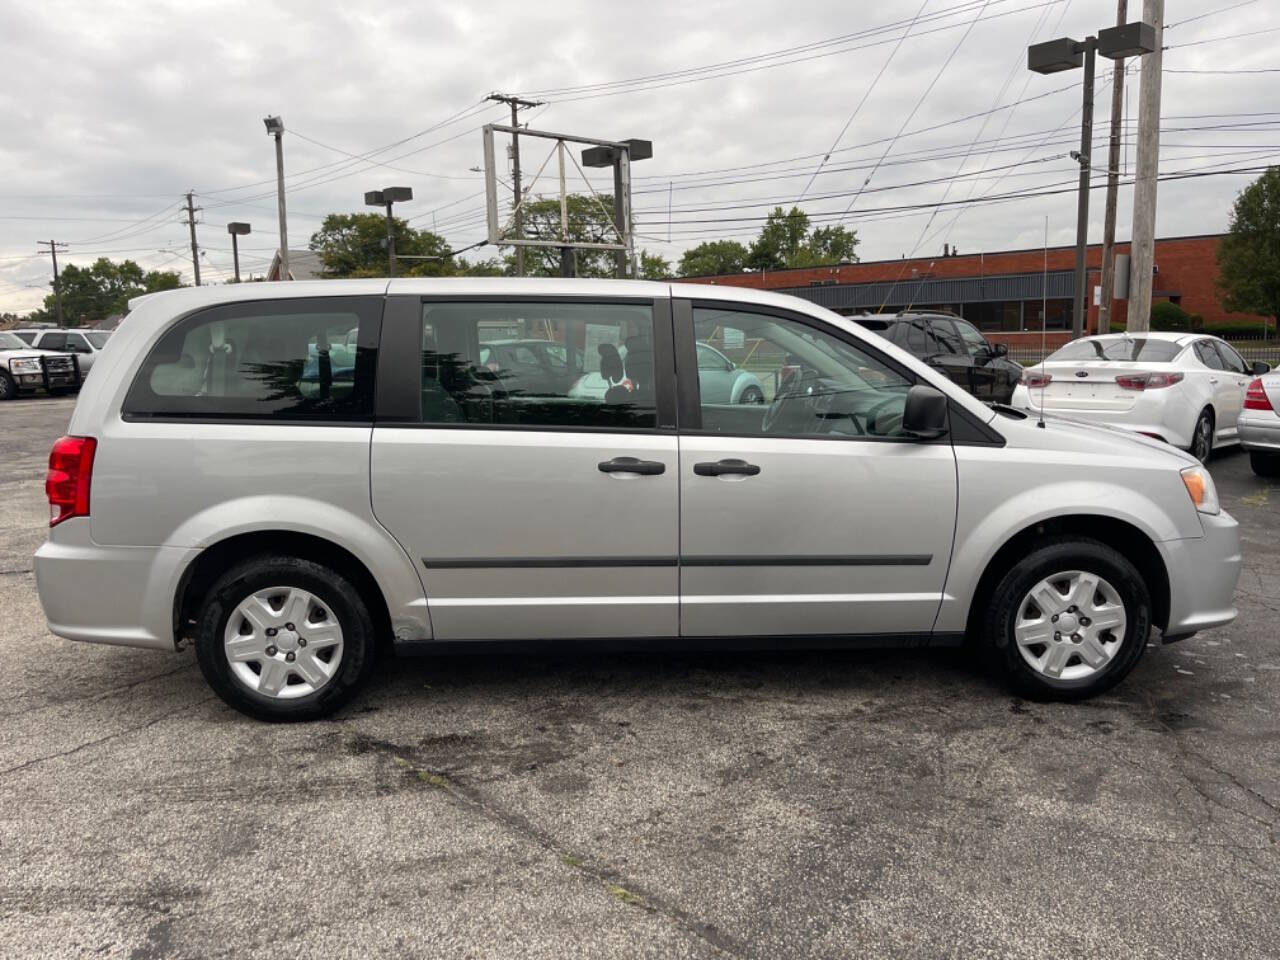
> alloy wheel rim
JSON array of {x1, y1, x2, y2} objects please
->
[
  {"x1": 223, "y1": 586, "x2": 344, "y2": 699},
  {"x1": 0, "y1": 376, "x2": 10, "y2": 398},
  {"x1": 1013, "y1": 569, "x2": 1127, "y2": 682}
]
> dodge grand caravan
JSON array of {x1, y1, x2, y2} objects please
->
[{"x1": 35, "y1": 280, "x2": 1242, "y2": 721}]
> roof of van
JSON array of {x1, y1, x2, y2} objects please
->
[{"x1": 125, "y1": 277, "x2": 861, "y2": 317}]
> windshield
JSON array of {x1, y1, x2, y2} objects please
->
[
  {"x1": 0, "y1": 332, "x2": 28, "y2": 350},
  {"x1": 1047, "y1": 337, "x2": 1184, "y2": 363},
  {"x1": 85, "y1": 331, "x2": 112, "y2": 349}
]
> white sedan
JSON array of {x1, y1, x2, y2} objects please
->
[
  {"x1": 1012, "y1": 331, "x2": 1270, "y2": 462},
  {"x1": 1239, "y1": 371, "x2": 1280, "y2": 476}
]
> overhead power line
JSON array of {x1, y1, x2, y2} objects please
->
[{"x1": 519, "y1": 0, "x2": 1068, "y2": 103}]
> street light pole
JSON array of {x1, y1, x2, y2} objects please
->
[
  {"x1": 364, "y1": 187, "x2": 414, "y2": 278},
  {"x1": 227, "y1": 222, "x2": 251, "y2": 283},
  {"x1": 1070, "y1": 38, "x2": 1096, "y2": 340},
  {"x1": 264, "y1": 116, "x2": 289, "y2": 281},
  {"x1": 1029, "y1": 19, "x2": 1156, "y2": 339},
  {"x1": 385, "y1": 201, "x2": 396, "y2": 277}
]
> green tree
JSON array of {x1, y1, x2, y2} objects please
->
[
  {"x1": 639, "y1": 251, "x2": 670, "y2": 280},
  {"x1": 748, "y1": 206, "x2": 811, "y2": 270},
  {"x1": 309, "y1": 212, "x2": 456, "y2": 278},
  {"x1": 743, "y1": 207, "x2": 859, "y2": 270},
  {"x1": 34, "y1": 258, "x2": 181, "y2": 326},
  {"x1": 677, "y1": 240, "x2": 749, "y2": 277},
  {"x1": 504, "y1": 193, "x2": 665, "y2": 279},
  {"x1": 1217, "y1": 166, "x2": 1280, "y2": 330},
  {"x1": 791, "y1": 224, "x2": 859, "y2": 267}
]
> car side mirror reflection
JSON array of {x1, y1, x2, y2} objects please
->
[
  {"x1": 1253, "y1": 361, "x2": 1272, "y2": 375},
  {"x1": 991, "y1": 342, "x2": 1008, "y2": 357},
  {"x1": 902, "y1": 384, "x2": 948, "y2": 440}
]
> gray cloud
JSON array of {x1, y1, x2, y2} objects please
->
[{"x1": 2, "y1": 0, "x2": 1276, "y2": 310}]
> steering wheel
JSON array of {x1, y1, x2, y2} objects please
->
[
  {"x1": 864, "y1": 394, "x2": 905, "y2": 436},
  {"x1": 762, "y1": 368, "x2": 814, "y2": 433}
]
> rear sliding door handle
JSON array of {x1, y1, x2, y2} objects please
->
[
  {"x1": 693, "y1": 458, "x2": 761, "y2": 477},
  {"x1": 598, "y1": 456, "x2": 665, "y2": 476}
]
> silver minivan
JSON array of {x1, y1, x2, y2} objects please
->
[{"x1": 35, "y1": 280, "x2": 1242, "y2": 721}]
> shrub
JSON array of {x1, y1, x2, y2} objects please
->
[{"x1": 1150, "y1": 300, "x2": 1194, "y2": 331}]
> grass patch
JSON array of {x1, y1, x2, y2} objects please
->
[{"x1": 608, "y1": 884, "x2": 647, "y2": 908}]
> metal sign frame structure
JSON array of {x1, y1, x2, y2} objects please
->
[{"x1": 483, "y1": 124, "x2": 634, "y2": 269}]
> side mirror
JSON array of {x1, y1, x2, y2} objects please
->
[
  {"x1": 991, "y1": 342, "x2": 1008, "y2": 357},
  {"x1": 902, "y1": 384, "x2": 948, "y2": 440},
  {"x1": 1252, "y1": 361, "x2": 1272, "y2": 375}
]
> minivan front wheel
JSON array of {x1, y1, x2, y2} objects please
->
[
  {"x1": 984, "y1": 538, "x2": 1151, "y2": 700},
  {"x1": 194, "y1": 556, "x2": 376, "y2": 721}
]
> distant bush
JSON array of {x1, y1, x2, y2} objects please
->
[{"x1": 1150, "y1": 300, "x2": 1194, "y2": 331}]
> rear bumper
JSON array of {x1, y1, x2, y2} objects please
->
[
  {"x1": 1011, "y1": 388, "x2": 1194, "y2": 448},
  {"x1": 1157, "y1": 509, "x2": 1241, "y2": 637},
  {"x1": 1238, "y1": 413, "x2": 1280, "y2": 453},
  {"x1": 34, "y1": 519, "x2": 196, "y2": 651}
]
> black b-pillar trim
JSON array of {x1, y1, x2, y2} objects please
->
[
  {"x1": 671, "y1": 298, "x2": 702, "y2": 430},
  {"x1": 375, "y1": 295, "x2": 424, "y2": 422}
]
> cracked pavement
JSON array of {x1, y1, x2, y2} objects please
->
[{"x1": 1, "y1": 395, "x2": 1278, "y2": 959}]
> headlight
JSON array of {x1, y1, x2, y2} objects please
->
[
  {"x1": 10, "y1": 358, "x2": 41, "y2": 373},
  {"x1": 1181, "y1": 465, "x2": 1220, "y2": 515}
]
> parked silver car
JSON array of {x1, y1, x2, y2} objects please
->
[
  {"x1": 35, "y1": 280, "x2": 1241, "y2": 721},
  {"x1": 1239, "y1": 372, "x2": 1280, "y2": 476},
  {"x1": 13, "y1": 328, "x2": 111, "y2": 377}
]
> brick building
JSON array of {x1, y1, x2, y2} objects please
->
[{"x1": 691, "y1": 233, "x2": 1270, "y2": 351}]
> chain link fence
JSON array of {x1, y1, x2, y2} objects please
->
[{"x1": 1006, "y1": 335, "x2": 1278, "y2": 369}]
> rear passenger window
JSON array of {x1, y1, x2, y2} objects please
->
[
  {"x1": 419, "y1": 301, "x2": 657, "y2": 430},
  {"x1": 123, "y1": 297, "x2": 381, "y2": 420}
]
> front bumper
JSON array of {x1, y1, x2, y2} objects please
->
[
  {"x1": 34, "y1": 519, "x2": 197, "y2": 651},
  {"x1": 1157, "y1": 509, "x2": 1241, "y2": 637},
  {"x1": 1238, "y1": 413, "x2": 1280, "y2": 453}
]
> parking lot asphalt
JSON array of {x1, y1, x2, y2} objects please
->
[{"x1": 1, "y1": 394, "x2": 1278, "y2": 959}]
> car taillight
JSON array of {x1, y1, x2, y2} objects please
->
[
  {"x1": 1244, "y1": 378, "x2": 1274, "y2": 411},
  {"x1": 1021, "y1": 372, "x2": 1052, "y2": 389},
  {"x1": 1114, "y1": 372, "x2": 1184, "y2": 390},
  {"x1": 46, "y1": 435, "x2": 96, "y2": 527}
]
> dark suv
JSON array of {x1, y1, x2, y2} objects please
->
[{"x1": 855, "y1": 312, "x2": 1022, "y2": 403}]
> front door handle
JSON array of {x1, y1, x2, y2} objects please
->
[
  {"x1": 1209, "y1": 377, "x2": 1219, "y2": 384},
  {"x1": 598, "y1": 456, "x2": 665, "y2": 476},
  {"x1": 694, "y1": 458, "x2": 761, "y2": 477}
]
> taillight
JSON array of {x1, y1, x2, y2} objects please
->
[
  {"x1": 1021, "y1": 372, "x2": 1052, "y2": 389},
  {"x1": 46, "y1": 435, "x2": 96, "y2": 527},
  {"x1": 1115, "y1": 372, "x2": 1184, "y2": 390},
  {"x1": 1245, "y1": 378, "x2": 1274, "y2": 411}
]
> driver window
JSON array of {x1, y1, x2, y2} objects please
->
[
  {"x1": 954, "y1": 320, "x2": 989, "y2": 357},
  {"x1": 692, "y1": 307, "x2": 912, "y2": 439}
]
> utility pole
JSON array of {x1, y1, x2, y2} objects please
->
[
  {"x1": 36, "y1": 240, "x2": 68, "y2": 325},
  {"x1": 1097, "y1": 0, "x2": 1128, "y2": 336},
  {"x1": 488, "y1": 93, "x2": 544, "y2": 276},
  {"x1": 183, "y1": 192, "x2": 202, "y2": 286},
  {"x1": 1127, "y1": 0, "x2": 1163, "y2": 332}
]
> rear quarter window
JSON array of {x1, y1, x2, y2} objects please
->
[{"x1": 122, "y1": 297, "x2": 382, "y2": 421}]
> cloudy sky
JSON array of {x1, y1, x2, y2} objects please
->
[{"x1": 1, "y1": 0, "x2": 1277, "y2": 312}]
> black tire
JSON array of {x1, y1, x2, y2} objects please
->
[
  {"x1": 1190, "y1": 408, "x2": 1214, "y2": 463},
  {"x1": 1251, "y1": 451, "x2": 1280, "y2": 478},
  {"x1": 194, "y1": 555, "x2": 377, "y2": 722},
  {"x1": 740, "y1": 386, "x2": 765, "y2": 404},
  {"x1": 0, "y1": 371, "x2": 15, "y2": 402},
  {"x1": 983, "y1": 537, "x2": 1152, "y2": 701}
]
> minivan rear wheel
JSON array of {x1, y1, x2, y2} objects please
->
[
  {"x1": 984, "y1": 538, "x2": 1151, "y2": 700},
  {"x1": 194, "y1": 555, "x2": 376, "y2": 721}
]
